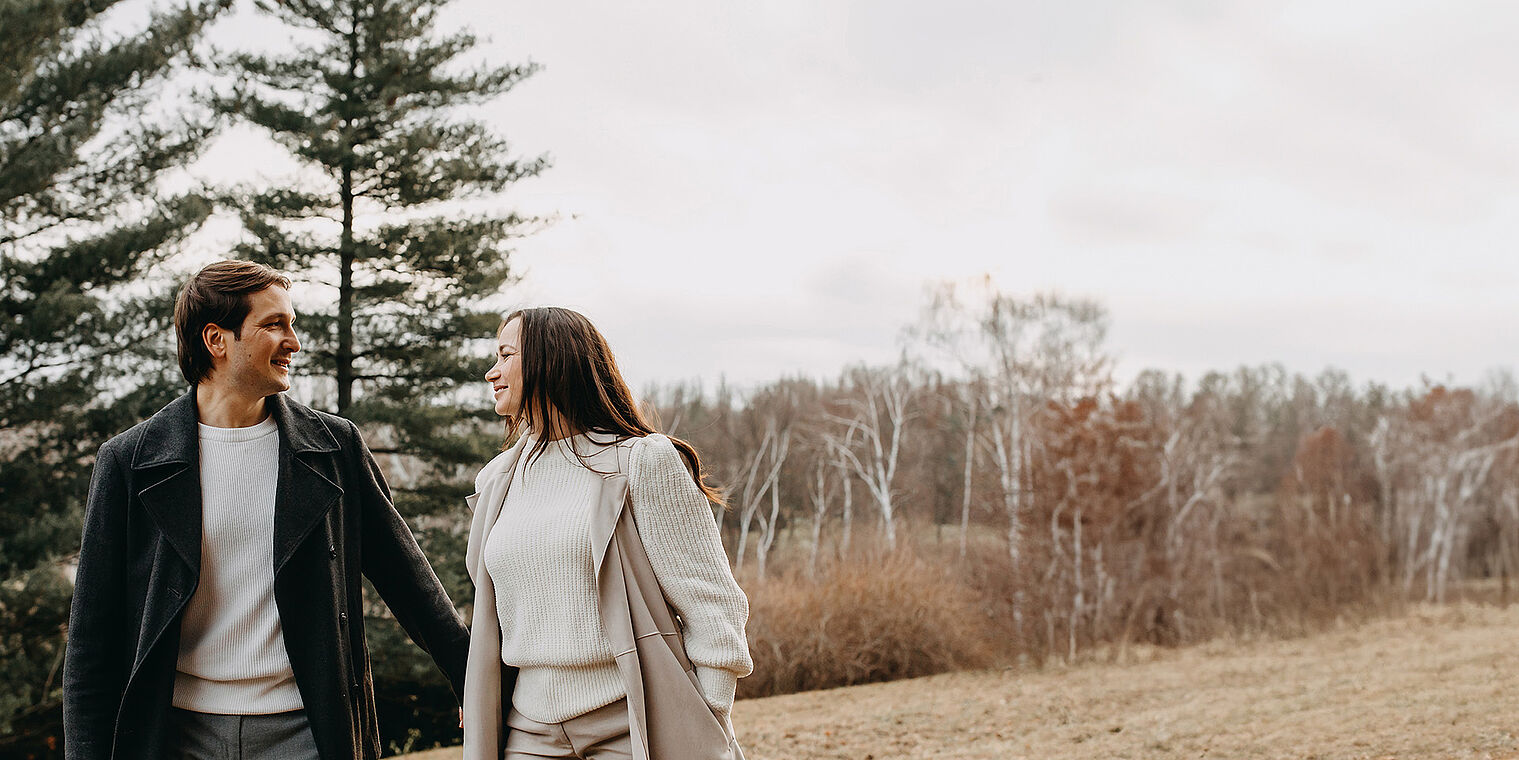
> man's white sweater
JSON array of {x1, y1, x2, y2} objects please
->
[
  {"x1": 173, "y1": 415, "x2": 303, "y2": 714},
  {"x1": 481, "y1": 433, "x2": 752, "y2": 724}
]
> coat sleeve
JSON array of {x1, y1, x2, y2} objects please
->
[
  {"x1": 349, "y1": 420, "x2": 471, "y2": 699},
  {"x1": 62, "y1": 439, "x2": 132, "y2": 760},
  {"x1": 627, "y1": 435, "x2": 754, "y2": 716}
]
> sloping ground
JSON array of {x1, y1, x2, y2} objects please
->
[{"x1": 407, "y1": 603, "x2": 1519, "y2": 760}]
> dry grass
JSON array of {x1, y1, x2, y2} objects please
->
[
  {"x1": 403, "y1": 602, "x2": 1519, "y2": 760},
  {"x1": 734, "y1": 602, "x2": 1519, "y2": 759},
  {"x1": 738, "y1": 552, "x2": 997, "y2": 698}
]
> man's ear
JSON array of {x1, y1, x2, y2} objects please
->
[{"x1": 202, "y1": 322, "x2": 230, "y2": 361}]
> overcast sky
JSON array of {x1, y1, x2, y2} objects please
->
[{"x1": 187, "y1": 0, "x2": 1519, "y2": 393}]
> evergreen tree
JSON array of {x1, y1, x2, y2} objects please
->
[
  {"x1": 218, "y1": 0, "x2": 545, "y2": 748},
  {"x1": 0, "y1": 0, "x2": 224, "y2": 754}
]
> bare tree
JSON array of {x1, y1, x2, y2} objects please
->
[
  {"x1": 732, "y1": 415, "x2": 791, "y2": 573},
  {"x1": 956, "y1": 380, "x2": 983, "y2": 560},
  {"x1": 752, "y1": 429, "x2": 793, "y2": 577},
  {"x1": 1370, "y1": 386, "x2": 1519, "y2": 601},
  {"x1": 798, "y1": 436, "x2": 835, "y2": 576},
  {"x1": 911, "y1": 278, "x2": 1110, "y2": 567},
  {"x1": 830, "y1": 425, "x2": 857, "y2": 557},
  {"x1": 825, "y1": 364, "x2": 919, "y2": 551}
]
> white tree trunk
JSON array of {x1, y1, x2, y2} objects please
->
[
  {"x1": 807, "y1": 459, "x2": 828, "y2": 577},
  {"x1": 959, "y1": 400, "x2": 976, "y2": 560}
]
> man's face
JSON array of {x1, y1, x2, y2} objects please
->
[{"x1": 220, "y1": 286, "x2": 300, "y2": 396}]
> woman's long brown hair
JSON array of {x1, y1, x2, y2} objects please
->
[{"x1": 499, "y1": 307, "x2": 728, "y2": 508}]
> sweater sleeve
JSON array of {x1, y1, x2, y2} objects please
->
[{"x1": 627, "y1": 434, "x2": 753, "y2": 716}]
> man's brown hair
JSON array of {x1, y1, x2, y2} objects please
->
[{"x1": 173, "y1": 260, "x2": 292, "y2": 385}]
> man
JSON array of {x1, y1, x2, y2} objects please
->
[{"x1": 63, "y1": 260, "x2": 470, "y2": 759}]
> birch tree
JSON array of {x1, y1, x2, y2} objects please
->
[
  {"x1": 732, "y1": 415, "x2": 790, "y2": 573},
  {"x1": 829, "y1": 423, "x2": 857, "y2": 556},
  {"x1": 912, "y1": 278, "x2": 1110, "y2": 567},
  {"x1": 956, "y1": 380, "x2": 983, "y2": 560},
  {"x1": 804, "y1": 453, "x2": 833, "y2": 576},
  {"x1": 825, "y1": 363, "x2": 919, "y2": 551},
  {"x1": 1370, "y1": 387, "x2": 1519, "y2": 601}
]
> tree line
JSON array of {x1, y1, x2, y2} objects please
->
[{"x1": 653, "y1": 280, "x2": 1519, "y2": 667}]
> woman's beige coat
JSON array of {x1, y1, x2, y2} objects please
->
[{"x1": 461, "y1": 437, "x2": 743, "y2": 760}]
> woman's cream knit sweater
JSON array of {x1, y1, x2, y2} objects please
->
[{"x1": 479, "y1": 432, "x2": 752, "y2": 723}]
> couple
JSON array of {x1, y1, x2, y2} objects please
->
[{"x1": 62, "y1": 260, "x2": 753, "y2": 760}]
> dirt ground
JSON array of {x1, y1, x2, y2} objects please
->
[{"x1": 407, "y1": 602, "x2": 1519, "y2": 760}]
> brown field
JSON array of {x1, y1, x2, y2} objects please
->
[{"x1": 406, "y1": 602, "x2": 1519, "y2": 760}]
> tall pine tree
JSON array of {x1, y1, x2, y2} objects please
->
[
  {"x1": 0, "y1": 0, "x2": 224, "y2": 754},
  {"x1": 218, "y1": 0, "x2": 545, "y2": 748}
]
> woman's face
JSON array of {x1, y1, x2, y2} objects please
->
[{"x1": 485, "y1": 318, "x2": 524, "y2": 418}]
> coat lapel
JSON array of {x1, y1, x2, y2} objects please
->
[
  {"x1": 267, "y1": 395, "x2": 342, "y2": 576},
  {"x1": 131, "y1": 392, "x2": 202, "y2": 572},
  {"x1": 589, "y1": 453, "x2": 628, "y2": 585},
  {"x1": 461, "y1": 436, "x2": 528, "y2": 760},
  {"x1": 465, "y1": 437, "x2": 528, "y2": 580}
]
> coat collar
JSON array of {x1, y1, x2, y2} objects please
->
[
  {"x1": 266, "y1": 392, "x2": 342, "y2": 455},
  {"x1": 131, "y1": 390, "x2": 340, "y2": 470},
  {"x1": 129, "y1": 389, "x2": 344, "y2": 576},
  {"x1": 464, "y1": 436, "x2": 530, "y2": 583}
]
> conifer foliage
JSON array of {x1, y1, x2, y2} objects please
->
[
  {"x1": 0, "y1": 0, "x2": 224, "y2": 754},
  {"x1": 219, "y1": 0, "x2": 543, "y2": 426}
]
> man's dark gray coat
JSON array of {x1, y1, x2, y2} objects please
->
[{"x1": 62, "y1": 391, "x2": 470, "y2": 760}]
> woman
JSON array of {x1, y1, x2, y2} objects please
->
[{"x1": 461, "y1": 307, "x2": 752, "y2": 760}]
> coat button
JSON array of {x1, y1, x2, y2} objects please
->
[
  {"x1": 328, "y1": 545, "x2": 337, "y2": 559},
  {"x1": 339, "y1": 612, "x2": 348, "y2": 625}
]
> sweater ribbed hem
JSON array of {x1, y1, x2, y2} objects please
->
[
  {"x1": 171, "y1": 670, "x2": 304, "y2": 714},
  {"x1": 509, "y1": 663, "x2": 626, "y2": 724}
]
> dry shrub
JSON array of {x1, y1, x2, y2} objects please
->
[
  {"x1": 738, "y1": 551, "x2": 996, "y2": 698},
  {"x1": 733, "y1": 491, "x2": 1401, "y2": 701},
  {"x1": 947, "y1": 497, "x2": 1397, "y2": 667},
  {"x1": 953, "y1": 541, "x2": 1044, "y2": 660},
  {"x1": 1232, "y1": 492, "x2": 1396, "y2": 635}
]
